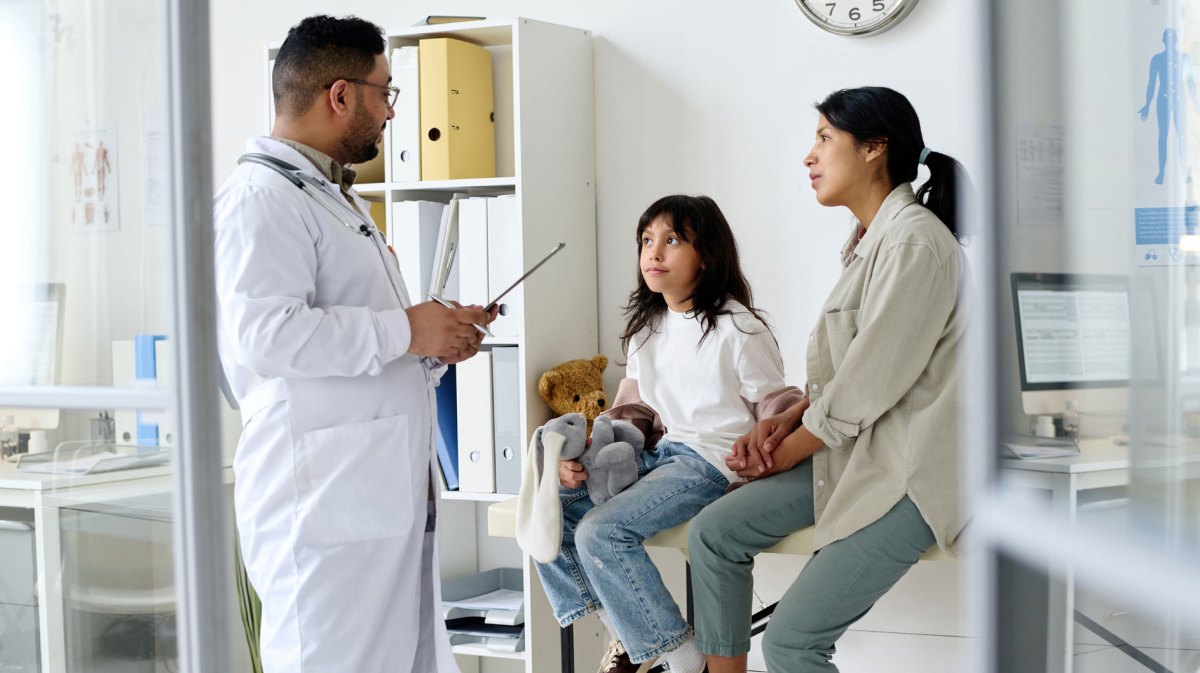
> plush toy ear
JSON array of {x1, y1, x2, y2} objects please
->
[
  {"x1": 589, "y1": 416, "x2": 614, "y2": 445},
  {"x1": 611, "y1": 420, "x2": 645, "y2": 450},
  {"x1": 538, "y1": 370, "x2": 561, "y2": 405},
  {"x1": 531, "y1": 426, "x2": 545, "y2": 466},
  {"x1": 591, "y1": 354, "x2": 608, "y2": 373}
]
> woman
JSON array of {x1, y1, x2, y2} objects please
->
[{"x1": 687, "y1": 86, "x2": 969, "y2": 673}]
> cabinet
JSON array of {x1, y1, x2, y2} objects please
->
[{"x1": 264, "y1": 17, "x2": 600, "y2": 672}]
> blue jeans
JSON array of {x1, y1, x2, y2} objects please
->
[{"x1": 534, "y1": 440, "x2": 730, "y2": 663}]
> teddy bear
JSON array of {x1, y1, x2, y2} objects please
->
[
  {"x1": 537, "y1": 355, "x2": 610, "y2": 432},
  {"x1": 516, "y1": 412, "x2": 645, "y2": 562}
]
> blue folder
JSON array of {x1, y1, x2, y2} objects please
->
[{"x1": 436, "y1": 365, "x2": 460, "y2": 490}]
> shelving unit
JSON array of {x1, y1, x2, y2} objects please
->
[
  {"x1": 441, "y1": 490, "x2": 514, "y2": 503},
  {"x1": 265, "y1": 17, "x2": 600, "y2": 673}
]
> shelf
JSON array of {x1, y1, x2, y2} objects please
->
[
  {"x1": 388, "y1": 18, "x2": 517, "y2": 47},
  {"x1": 389, "y1": 177, "x2": 517, "y2": 194},
  {"x1": 0, "y1": 386, "x2": 170, "y2": 412},
  {"x1": 354, "y1": 183, "x2": 387, "y2": 197},
  {"x1": 450, "y1": 643, "x2": 527, "y2": 660},
  {"x1": 261, "y1": 18, "x2": 598, "y2": 672},
  {"x1": 441, "y1": 490, "x2": 515, "y2": 503}
]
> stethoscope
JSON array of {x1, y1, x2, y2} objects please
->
[
  {"x1": 238, "y1": 152, "x2": 408, "y2": 305},
  {"x1": 239, "y1": 152, "x2": 378, "y2": 237}
]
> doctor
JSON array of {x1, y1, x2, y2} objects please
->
[{"x1": 213, "y1": 15, "x2": 492, "y2": 673}]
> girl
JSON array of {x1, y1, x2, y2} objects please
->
[
  {"x1": 687, "y1": 86, "x2": 969, "y2": 673},
  {"x1": 535, "y1": 194, "x2": 802, "y2": 673}
]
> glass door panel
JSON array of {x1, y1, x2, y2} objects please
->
[{"x1": 0, "y1": 1, "x2": 227, "y2": 672}]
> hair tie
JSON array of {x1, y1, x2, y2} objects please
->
[{"x1": 918, "y1": 147, "x2": 932, "y2": 165}]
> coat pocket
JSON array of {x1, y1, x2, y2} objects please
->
[
  {"x1": 299, "y1": 413, "x2": 416, "y2": 546},
  {"x1": 825, "y1": 308, "x2": 860, "y2": 372}
]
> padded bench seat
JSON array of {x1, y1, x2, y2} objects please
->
[{"x1": 485, "y1": 496, "x2": 953, "y2": 560}]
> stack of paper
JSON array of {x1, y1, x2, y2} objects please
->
[{"x1": 999, "y1": 434, "x2": 1079, "y2": 460}]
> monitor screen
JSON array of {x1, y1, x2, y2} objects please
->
[
  {"x1": 1008, "y1": 269, "x2": 1128, "y2": 417},
  {"x1": 0, "y1": 283, "x2": 64, "y2": 431},
  {"x1": 1011, "y1": 273, "x2": 1130, "y2": 391}
]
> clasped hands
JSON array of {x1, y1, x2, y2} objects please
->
[
  {"x1": 406, "y1": 300, "x2": 498, "y2": 364},
  {"x1": 725, "y1": 398, "x2": 814, "y2": 481}
]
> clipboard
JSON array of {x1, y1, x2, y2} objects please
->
[{"x1": 486, "y1": 242, "x2": 566, "y2": 311}]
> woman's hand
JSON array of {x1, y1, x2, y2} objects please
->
[
  {"x1": 559, "y1": 460, "x2": 588, "y2": 489},
  {"x1": 731, "y1": 424, "x2": 824, "y2": 481},
  {"x1": 726, "y1": 399, "x2": 810, "y2": 474},
  {"x1": 734, "y1": 440, "x2": 804, "y2": 480}
]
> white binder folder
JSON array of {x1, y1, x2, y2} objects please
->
[
  {"x1": 486, "y1": 195, "x2": 522, "y2": 338},
  {"x1": 430, "y1": 196, "x2": 462, "y2": 301},
  {"x1": 390, "y1": 200, "x2": 445, "y2": 304},
  {"x1": 491, "y1": 347, "x2": 521, "y2": 494},
  {"x1": 152, "y1": 339, "x2": 176, "y2": 447},
  {"x1": 457, "y1": 350, "x2": 496, "y2": 493},
  {"x1": 111, "y1": 341, "x2": 136, "y2": 445},
  {"x1": 390, "y1": 46, "x2": 421, "y2": 182},
  {"x1": 457, "y1": 197, "x2": 491, "y2": 307}
]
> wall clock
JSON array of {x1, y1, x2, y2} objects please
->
[{"x1": 794, "y1": 0, "x2": 920, "y2": 36}]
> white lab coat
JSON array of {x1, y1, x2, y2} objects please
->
[{"x1": 213, "y1": 136, "x2": 460, "y2": 673}]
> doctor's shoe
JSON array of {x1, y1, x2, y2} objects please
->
[{"x1": 597, "y1": 639, "x2": 653, "y2": 673}]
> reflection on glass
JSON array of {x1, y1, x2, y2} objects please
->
[
  {"x1": 2, "y1": 0, "x2": 175, "y2": 389},
  {"x1": 990, "y1": 0, "x2": 1200, "y2": 670},
  {"x1": 1073, "y1": 582, "x2": 1200, "y2": 673},
  {"x1": 0, "y1": 0, "x2": 191, "y2": 670},
  {"x1": 60, "y1": 494, "x2": 175, "y2": 673},
  {"x1": 0, "y1": 506, "x2": 38, "y2": 672}
]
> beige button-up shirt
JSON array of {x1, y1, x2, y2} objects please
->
[{"x1": 802, "y1": 183, "x2": 967, "y2": 554}]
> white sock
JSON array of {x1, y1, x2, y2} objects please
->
[
  {"x1": 660, "y1": 636, "x2": 705, "y2": 673},
  {"x1": 595, "y1": 607, "x2": 616, "y2": 639}
]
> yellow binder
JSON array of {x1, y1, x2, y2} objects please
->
[{"x1": 419, "y1": 37, "x2": 496, "y2": 180}]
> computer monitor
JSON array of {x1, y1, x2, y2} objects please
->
[
  {"x1": 1011, "y1": 272, "x2": 1131, "y2": 417},
  {"x1": 0, "y1": 283, "x2": 63, "y2": 431}
]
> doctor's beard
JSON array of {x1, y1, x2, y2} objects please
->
[{"x1": 341, "y1": 103, "x2": 385, "y2": 165}]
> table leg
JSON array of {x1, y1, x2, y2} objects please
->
[
  {"x1": 561, "y1": 621, "x2": 574, "y2": 673},
  {"x1": 1045, "y1": 474, "x2": 1078, "y2": 673},
  {"x1": 34, "y1": 493, "x2": 65, "y2": 673}
]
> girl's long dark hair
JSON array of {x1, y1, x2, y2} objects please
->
[
  {"x1": 815, "y1": 86, "x2": 967, "y2": 241},
  {"x1": 619, "y1": 195, "x2": 768, "y2": 355}
]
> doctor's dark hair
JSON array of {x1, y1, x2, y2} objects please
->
[
  {"x1": 619, "y1": 195, "x2": 769, "y2": 355},
  {"x1": 272, "y1": 15, "x2": 386, "y2": 118},
  {"x1": 815, "y1": 86, "x2": 967, "y2": 241}
]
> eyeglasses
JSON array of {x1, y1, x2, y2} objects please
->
[{"x1": 324, "y1": 78, "x2": 400, "y2": 108}]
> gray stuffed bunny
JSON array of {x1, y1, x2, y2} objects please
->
[
  {"x1": 551, "y1": 413, "x2": 646, "y2": 505},
  {"x1": 534, "y1": 413, "x2": 589, "y2": 467},
  {"x1": 518, "y1": 413, "x2": 644, "y2": 563}
]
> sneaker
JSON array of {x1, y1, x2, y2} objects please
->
[
  {"x1": 597, "y1": 639, "x2": 646, "y2": 673},
  {"x1": 647, "y1": 665, "x2": 707, "y2": 673}
]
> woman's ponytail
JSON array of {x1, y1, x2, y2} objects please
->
[{"x1": 915, "y1": 150, "x2": 966, "y2": 241}]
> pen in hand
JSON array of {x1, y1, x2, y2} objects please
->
[{"x1": 426, "y1": 292, "x2": 494, "y2": 338}]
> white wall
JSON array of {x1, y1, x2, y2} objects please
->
[
  {"x1": 209, "y1": 2, "x2": 987, "y2": 671},
  {"x1": 210, "y1": 0, "x2": 988, "y2": 395}
]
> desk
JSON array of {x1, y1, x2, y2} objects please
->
[
  {"x1": 0, "y1": 459, "x2": 233, "y2": 673},
  {"x1": 998, "y1": 437, "x2": 1200, "y2": 673}
]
